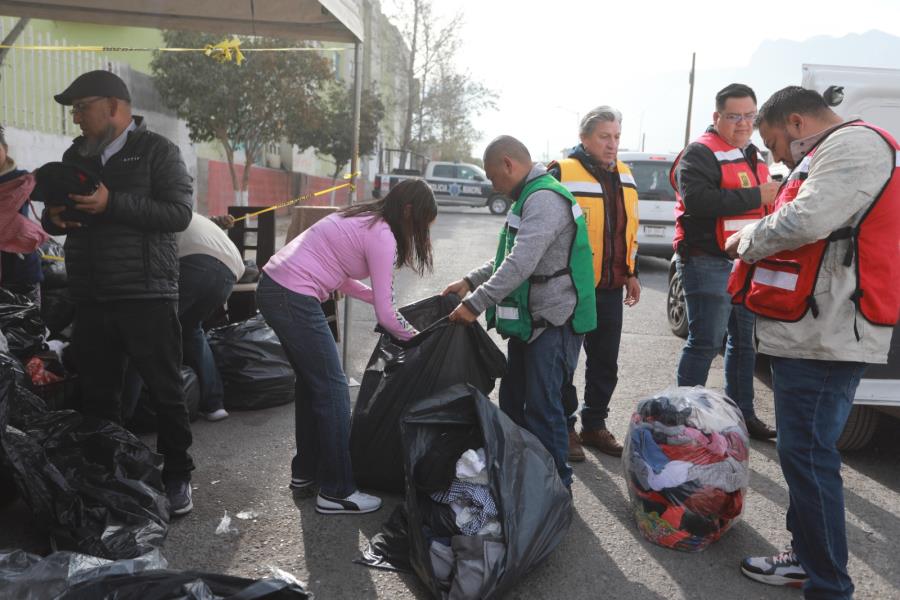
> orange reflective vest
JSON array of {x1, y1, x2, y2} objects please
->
[
  {"x1": 556, "y1": 158, "x2": 639, "y2": 284},
  {"x1": 729, "y1": 121, "x2": 900, "y2": 327},
  {"x1": 671, "y1": 131, "x2": 770, "y2": 251}
]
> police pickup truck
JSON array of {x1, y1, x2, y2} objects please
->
[{"x1": 373, "y1": 161, "x2": 511, "y2": 215}]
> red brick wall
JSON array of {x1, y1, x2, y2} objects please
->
[{"x1": 204, "y1": 160, "x2": 365, "y2": 216}]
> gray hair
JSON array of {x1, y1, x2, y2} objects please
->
[
  {"x1": 0, "y1": 124, "x2": 6, "y2": 147},
  {"x1": 580, "y1": 106, "x2": 622, "y2": 136}
]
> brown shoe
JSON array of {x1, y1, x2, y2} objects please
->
[
  {"x1": 568, "y1": 430, "x2": 586, "y2": 462},
  {"x1": 580, "y1": 428, "x2": 623, "y2": 457},
  {"x1": 746, "y1": 415, "x2": 777, "y2": 440}
]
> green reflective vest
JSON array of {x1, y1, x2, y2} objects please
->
[{"x1": 485, "y1": 173, "x2": 597, "y2": 341}]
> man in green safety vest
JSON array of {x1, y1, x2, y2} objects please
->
[{"x1": 444, "y1": 135, "x2": 597, "y2": 489}]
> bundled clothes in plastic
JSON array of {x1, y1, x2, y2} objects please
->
[
  {"x1": 622, "y1": 386, "x2": 750, "y2": 552},
  {"x1": 350, "y1": 295, "x2": 506, "y2": 493},
  {"x1": 0, "y1": 366, "x2": 169, "y2": 559},
  {"x1": 0, "y1": 549, "x2": 313, "y2": 599},
  {"x1": 207, "y1": 314, "x2": 295, "y2": 410},
  {"x1": 358, "y1": 384, "x2": 572, "y2": 599}
]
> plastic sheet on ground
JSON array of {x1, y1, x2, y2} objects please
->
[
  {"x1": 0, "y1": 366, "x2": 169, "y2": 560},
  {"x1": 358, "y1": 383, "x2": 571, "y2": 599},
  {"x1": 622, "y1": 386, "x2": 750, "y2": 552},
  {"x1": 208, "y1": 314, "x2": 295, "y2": 411},
  {"x1": 0, "y1": 548, "x2": 313, "y2": 599},
  {"x1": 350, "y1": 295, "x2": 506, "y2": 493},
  {"x1": 0, "y1": 287, "x2": 44, "y2": 360}
]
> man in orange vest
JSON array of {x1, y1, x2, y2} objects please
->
[
  {"x1": 549, "y1": 106, "x2": 641, "y2": 459},
  {"x1": 727, "y1": 87, "x2": 900, "y2": 600},
  {"x1": 671, "y1": 83, "x2": 778, "y2": 440}
]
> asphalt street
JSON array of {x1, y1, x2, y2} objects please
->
[{"x1": 2, "y1": 206, "x2": 899, "y2": 599}]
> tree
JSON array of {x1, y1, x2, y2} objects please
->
[
  {"x1": 293, "y1": 83, "x2": 385, "y2": 180},
  {"x1": 390, "y1": 0, "x2": 495, "y2": 164},
  {"x1": 0, "y1": 18, "x2": 30, "y2": 79},
  {"x1": 150, "y1": 30, "x2": 332, "y2": 204}
]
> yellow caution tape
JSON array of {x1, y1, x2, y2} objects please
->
[
  {"x1": 41, "y1": 254, "x2": 64, "y2": 262},
  {"x1": 231, "y1": 173, "x2": 362, "y2": 223},
  {"x1": 0, "y1": 38, "x2": 349, "y2": 65}
]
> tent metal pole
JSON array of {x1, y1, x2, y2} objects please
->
[{"x1": 342, "y1": 40, "x2": 363, "y2": 369}]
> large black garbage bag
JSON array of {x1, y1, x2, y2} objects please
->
[
  {"x1": 350, "y1": 295, "x2": 506, "y2": 493},
  {"x1": 0, "y1": 287, "x2": 44, "y2": 360},
  {"x1": 0, "y1": 549, "x2": 313, "y2": 600},
  {"x1": 41, "y1": 286, "x2": 76, "y2": 337},
  {"x1": 208, "y1": 314, "x2": 295, "y2": 410},
  {"x1": 0, "y1": 367, "x2": 169, "y2": 560},
  {"x1": 126, "y1": 366, "x2": 201, "y2": 433},
  {"x1": 359, "y1": 384, "x2": 572, "y2": 598},
  {"x1": 39, "y1": 238, "x2": 67, "y2": 289}
]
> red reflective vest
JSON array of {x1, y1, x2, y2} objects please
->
[
  {"x1": 671, "y1": 131, "x2": 770, "y2": 252},
  {"x1": 729, "y1": 121, "x2": 900, "y2": 327}
]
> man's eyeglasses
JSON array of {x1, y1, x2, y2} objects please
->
[
  {"x1": 70, "y1": 97, "x2": 106, "y2": 115},
  {"x1": 721, "y1": 112, "x2": 757, "y2": 124}
]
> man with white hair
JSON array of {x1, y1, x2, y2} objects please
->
[{"x1": 549, "y1": 106, "x2": 641, "y2": 460}]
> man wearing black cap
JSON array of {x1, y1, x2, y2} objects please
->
[{"x1": 42, "y1": 70, "x2": 196, "y2": 515}]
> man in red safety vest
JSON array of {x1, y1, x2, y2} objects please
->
[
  {"x1": 726, "y1": 86, "x2": 900, "y2": 599},
  {"x1": 670, "y1": 83, "x2": 779, "y2": 440}
]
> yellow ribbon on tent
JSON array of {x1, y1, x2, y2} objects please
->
[{"x1": 0, "y1": 39, "x2": 349, "y2": 65}]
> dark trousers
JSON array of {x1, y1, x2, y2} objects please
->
[
  {"x1": 562, "y1": 286, "x2": 624, "y2": 432},
  {"x1": 500, "y1": 323, "x2": 583, "y2": 488},
  {"x1": 772, "y1": 357, "x2": 866, "y2": 600},
  {"x1": 178, "y1": 255, "x2": 236, "y2": 413},
  {"x1": 73, "y1": 299, "x2": 194, "y2": 481},
  {"x1": 256, "y1": 274, "x2": 355, "y2": 498}
]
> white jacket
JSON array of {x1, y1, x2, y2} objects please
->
[{"x1": 737, "y1": 123, "x2": 895, "y2": 363}]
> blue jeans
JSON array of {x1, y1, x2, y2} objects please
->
[
  {"x1": 500, "y1": 324, "x2": 583, "y2": 488},
  {"x1": 675, "y1": 255, "x2": 757, "y2": 418},
  {"x1": 562, "y1": 287, "x2": 623, "y2": 432},
  {"x1": 179, "y1": 255, "x2": 236, "y2": 413},
  {"x1": 772, "y1": 357, "x2": 866, "y2": 600},
  {"x1": 256, "y1": 274, "x2": 355, "y2": 498}
]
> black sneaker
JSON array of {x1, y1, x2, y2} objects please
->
[
  {"x1": 289, "y1": 477, "x2": 317, "y2": 498},
  {"x1": 166, "y1": 479, "x2": 193, "y2": 516},
  {"x1": 741, "y1": 546, "x2": 808, "y2": 588},
  {"x1": 315, "y1": 490, "x2": 382, "y2": 515}
]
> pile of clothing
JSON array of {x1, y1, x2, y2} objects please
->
[{"x1": 623, "y1": 386, "x2": 750, "y2": 552}]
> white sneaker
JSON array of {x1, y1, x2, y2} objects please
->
[
  {"x1": 315, "y1": 490, "x2": 382, "y2": 515},
  {"x1": 741, "y1": 546, "x2": 809, "y2": 588},
  {"x1": 203, "y1": 409, "x2": 229, "y2": 422}
]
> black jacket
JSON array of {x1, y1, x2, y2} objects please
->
[
  {"x1": 673, "y1": 126, "x2": 763, "y2": 256},
  {"x1": 42, "y1": 117, "x2": 193, "y2": 301}
]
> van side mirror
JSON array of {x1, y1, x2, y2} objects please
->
[{"x1": 473, "y1": 174, "x2": 485, "y2": 182}]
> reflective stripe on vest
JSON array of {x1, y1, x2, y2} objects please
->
[
  {"x1": 557, "y1": 158, "x2": 639, "y2": 283},
  {"x1": 729, "y1": 121, "x2": 900, "y2": 326},
  {"x1": 671, "y1": 131, "x2": 770, "y2": 251}
]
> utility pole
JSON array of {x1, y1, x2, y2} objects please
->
[{"x1": 684, "y1": 52, "x2": 696, "y2": 147}]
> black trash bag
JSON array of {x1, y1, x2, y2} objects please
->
[
  {"x1": 359, "y1": 384, "x2": 572, "y2": 599},
  {"x1": 0, "y1": 287, "x2": 44, "y2": 360},
  {"x1": 39, "y1": 238, "x2": 68, "y2": 289},
  {"x1": 0, "y1": 367, "x2": 169, "y2": 560},
  {"x1": 126, "y1": 366, "x2": 201, "y2": 433},
  {"x1": 41, "y1": 286, "x2": 76, "y2": 337},
  {"x1": 350, "y1": 295, "x2": 506, "y2": 493},
  {"x1": 208, "y1": 314, "x2": 295, "y2": 411},
  {"x1": 238, "y1": 258, "x2": 260, "y2": 284},
  {"x1": 0, "y1": 549, "x2": 313, "y2": 600}
]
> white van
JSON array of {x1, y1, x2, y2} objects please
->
[{"x1": 618, "y1": 152, "x2": 678, "y2": 259}]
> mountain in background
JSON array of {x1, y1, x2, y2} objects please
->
[{"x1": 634, "y1": 29, "x2": 900, "y2": 152}]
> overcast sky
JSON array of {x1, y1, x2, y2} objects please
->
[{"x1": 426, "y1": 0, "x2": 900, "y2": 160}]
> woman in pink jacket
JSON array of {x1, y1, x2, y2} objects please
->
[{"x1": 257, "y1": 179, "x2": 437, "y2": 515}]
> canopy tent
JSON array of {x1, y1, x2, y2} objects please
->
[
  {"x1": 0, "y1": 0, "x2": 362, "y2": 42},
  {"x1": 0, "y1": 0, "x2": 365, "y2": 363}
]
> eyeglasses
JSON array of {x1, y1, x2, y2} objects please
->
[
  {"x1": 721, "y1": 112, "x2": 757, "y2": 124},
  {"x1": 70, "y1": 97, "x2": 106, "y2": 115}
]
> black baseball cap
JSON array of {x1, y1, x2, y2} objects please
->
[{"x1": 54, "y1": 70, "x2": 131, "y2": 105}]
